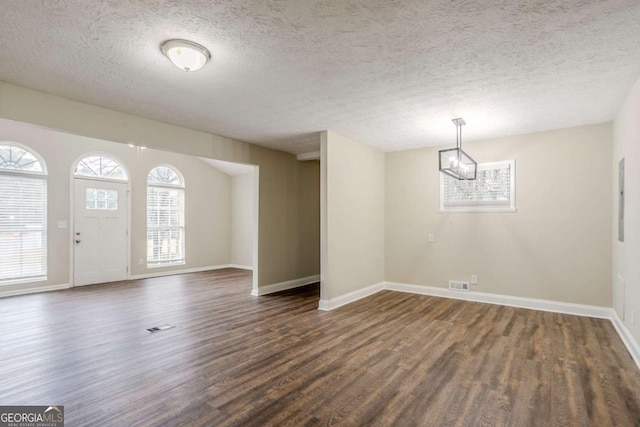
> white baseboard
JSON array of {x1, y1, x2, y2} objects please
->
[
  {"x1": 0, "y1": 283, "x2": 71, "y2": 298},
  {"x1": 611, "y1": 311, "x2": 640, "y2": 370},
  {"x1": 384, "y1": 281, "x2": 613, "y2": 319},
  {"x1": 251, "y1": 274, "x2": 320, "y2": 296},
  {"x1": 318, "y1": 282, "x2": 385, "y2": 311},
  {"x1": 228, "y1": 264, "x2": 254, "y2": 271},
  {"x1": 385, "y1": 281, "x2": 640, "y2": 370},
  {"x1": 129, "y1": 264, "x2": 237, "y2": 280},
  {"x1": 319, "y1": 280, "x2": 639, "y2": 369}
]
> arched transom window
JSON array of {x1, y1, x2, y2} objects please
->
[
  {"x1": 0, "y1": 144, "x2": 45, "y2": 173},
  {"x1": 74, "y1": 154, "x2": 128, "y2": 181},
  {"x1": 147, "y1": 165, "x2": 185, "y2": 267},
  {"x1": 147, "y1": 165, "x2": 182, "y2": 186},
  {"x1": 0, "y1": 143, "x2": 47, "y2": 283}
]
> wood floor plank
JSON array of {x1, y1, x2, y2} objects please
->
[{"x1": 0, "y1": 269, "x2": 639, "y2": 426}]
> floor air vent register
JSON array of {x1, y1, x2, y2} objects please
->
[
  {"x1": 147, "y1": 324, "x2": 176, "y2": 333},
  {"x1": 448, "y1": 281, "x2": 470, "y2": 292}
]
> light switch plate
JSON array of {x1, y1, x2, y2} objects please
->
[{"x1": 57, "y1": 220, "x2": 68, "y2": 229}]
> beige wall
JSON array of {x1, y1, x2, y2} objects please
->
[
  {"x1": 248, "y1": 144, "x2": 319, "y2": 283},
  {"x1": 613, "y1": 74, "x2": 640, "y2": 344},
  {"x1": 0, "y1": 118, "x2": 232, "y2": 294},
  {"x1": 130, "y1": 153, "x2": 230, "y2": 275},
  {"x1": 386, "y1": 123, "x2": 613, "y2": 307},
  {"x1": 231, "y1": 173, "x2": 254, "y2": 268},
  {"x1": 321, "y1": 131, "x2": 385, "y2": 301},
  {"x1": 0, "y1": 81, "x2": 320, "y2": 288},
  {"x1": 297, "y1": 160, "x2": 320, "y2": 278}
]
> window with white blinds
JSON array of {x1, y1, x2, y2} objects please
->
[
  {"x1": 0, "y1": 144, "x2": 47, "y2": 284},
  {"x1": 440, "y1": 160, "x2": 515, "y2": 212},
  {"x1": 147, "y1": 166, "x2": 185, "y2": 267}
]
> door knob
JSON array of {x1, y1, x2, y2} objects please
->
[{"x1": 75, "y1": 239, "x2": 81, "y2": 244}]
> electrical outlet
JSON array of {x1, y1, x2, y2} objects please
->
[
  {"x1": 632, "y1": 310, "x2": 636, "y2": 326},
  {"x1": 427, "y1": 233, "x2": 434, "y2": 243},
  {"x1": 138, "y1": 258, "x2": 144, "y2": 265},
  {"x1": 471, "y1": 275, "x2": 477, "y2": 284}
]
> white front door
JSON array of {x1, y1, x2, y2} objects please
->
[{"x1": 73, "y1": 179, "x2": 128, "y2": 286}]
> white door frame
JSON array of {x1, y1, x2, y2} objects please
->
[
  {"x1": 69, "y1": 154, "x2": 131, "y2": 287},
  {"x1": 252, "y1": 165, "x2": 260, "y2": 295}
]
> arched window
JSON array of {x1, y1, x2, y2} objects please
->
[
  {"x1": 74, "y1": 154, "x2": 128, "y2": 180},
  {"x1": 0, "y1": 143, "x2": 47, "y2": 283},
  {"x1": 147, "y1": 165, "x2": 185, "y2": 267}
]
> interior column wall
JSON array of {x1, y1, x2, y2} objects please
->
[
  {"x1": 296, "y1": 160, "x2": 320, "y2": 278},
  {"x1": 320, "y1": 131, "x2": 385, "y2": 306},
  {"x1": 613, "y1": 74, "x2": 640, "y2": 346},
  {"x1": 231, "y1": 172, "x2": 255, "y2": 269}
]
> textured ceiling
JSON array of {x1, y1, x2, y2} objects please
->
[{"x1": 0, "y1": 0, "x2": 639, "y2": 154}]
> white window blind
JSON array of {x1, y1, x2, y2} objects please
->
[
  {"x1": 147, "y1": 166, "x2": 185, "y2": 267},
  {"x1": 0, "y1": 143, "x2": 47, "y2": 283},
  {"x1": 440, "y1": 160, "x2": 515, "y2": 212}
]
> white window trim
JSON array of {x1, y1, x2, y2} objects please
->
[
  {"x1": 0, "y1": 141, "x2": 48, "y2": 175},
  {"x1": 73, "y1": 175, "x2": 130, "y2": 184},
  {"x1": 146, "y1": 165, "x2": 185, "y2": 268},
  {"x1": 1, "y1": 276, "x2": 48, "y2": 287},
  {"x1": 72, "y1": 152, "x2": 129, "y2": 182},
  {"x1": 146, "y1": 163, "x2": 185, "y2": 187},
  {"x1": 148, "y1": 182, "x2": 184, "y2": 189},
  {"x1": 147, "y1": 262, "x2": 185, "y2": 269},
  {"x1": 147, "y1": 260, "x2": 185, "y2": 269},
  {"x1": 439, "y1": 160, "x2": 516, "y2": 213},
  {"x1": 0, "y1": 142, "x2": 48, "y2": 286}
]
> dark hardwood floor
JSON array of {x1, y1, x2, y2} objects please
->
[{"x1": 1, "y1": 269, "x2": 639, "y2": 426}]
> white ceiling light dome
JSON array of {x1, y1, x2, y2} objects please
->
[{"x1": 161, "y1": 39, "x2": 211, "y2": 72}]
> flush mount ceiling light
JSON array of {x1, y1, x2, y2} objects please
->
[
  {"x1": 161, "y1": 39, "x2": 211, "y2": 72},
  {"x1": 438, "y1": 118, "x2": 477, "y2": 180}
]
